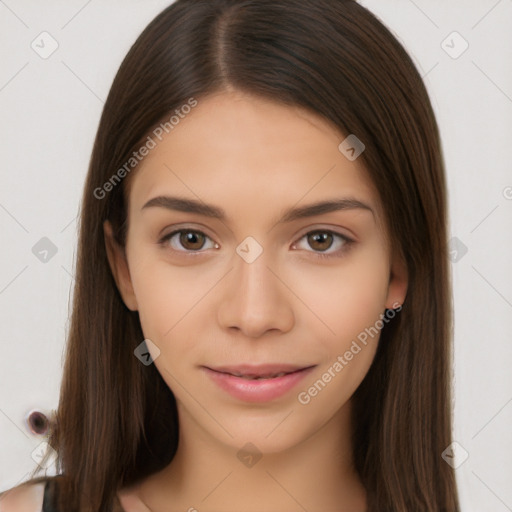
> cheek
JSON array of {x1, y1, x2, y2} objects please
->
[
  {"x1": 129, "y1": 255, "x2": 218, "y2": 350},
  {"x1": 293, "y1": 261, "x2": 389, "y2": 415},
  {"x1": 290, "y1": 249, "x2": 390, "y2": 342}
]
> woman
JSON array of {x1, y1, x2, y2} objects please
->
[{"x1": 0, "y1": 0, "x2": 460, "y2": 510}]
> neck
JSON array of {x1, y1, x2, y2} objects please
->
[{"x1": 138, "y1": 399, "x2": 367, "y2": 512}]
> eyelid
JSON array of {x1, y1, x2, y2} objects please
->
[{"x1": 293, "y1": 225, "x2": 355, "y2": 244}]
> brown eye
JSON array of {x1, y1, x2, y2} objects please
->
[
  {"x1": 179, "y1": 230, "x2": 206, "y2": 250},
  {"x1": 159, "y1": 229, "x2": 217, "y2": 253},
  {"x1": 292, "y1": 229, "x2": 353, "y2": 259},
  {"x1": 307, "y1": 231, "x2": 334, "y2": 251}
]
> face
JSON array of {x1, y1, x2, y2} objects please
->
[{"x1": 104, "y1": 90, "x2": 407, "y2": 454}]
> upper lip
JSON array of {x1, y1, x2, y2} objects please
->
[{"x1": 205, "y1": 363, "x2": 314, "y2": 378}]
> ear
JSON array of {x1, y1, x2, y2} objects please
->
[
  {"x1": 103, "y1": 220, "x2": 138, "y2": 311},
  {"x1": 385, "y1": 250, "x2": 408, "y2": 309}
]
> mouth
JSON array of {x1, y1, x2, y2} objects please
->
[
  {"x1": 206, "y1": 363, "x2": 314, "y2": 379},
  {"x1": 202, "y1": 364, "x2": 316, "y2": 402},
  {"x1": 223, "y1": 372, "x2": 293, "y2": 380}
]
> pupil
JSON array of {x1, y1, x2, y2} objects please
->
[
  {"x1": 181, "y1": 231, "x2": 204, "y2": 250},
  {"x1": 310, "y1": 232, "x2": 332, "y2": 251}
]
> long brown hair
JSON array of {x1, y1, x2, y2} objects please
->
[{"x1": 18, "y1": 1, "x2": 459, "y2": 510}]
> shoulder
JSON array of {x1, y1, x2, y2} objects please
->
[
  {"x1": 115, "y1": 482, "x2": 152, "y2": 512},
  {"x1": 0, "y1": 477, "x2": 150, "y2": 512},
  {"x1": 0, "y1": 481, "x2": 46, "y2": 512}
]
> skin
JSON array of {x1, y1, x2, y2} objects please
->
[{"x1": 105, "y1": 90, "x2": 408, "y2": 512}]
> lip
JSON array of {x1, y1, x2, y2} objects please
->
[
  {"x1": 207, "y1": 363, "x2": 312, "y2": 377},
  {"x1": 202, "y1": 364, "x2": 316, "y2": 403}
]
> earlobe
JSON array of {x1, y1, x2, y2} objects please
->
[
  {"x1": 385, "y1": 252, "x2": 408, "y2": 310},
  {"x1": 103, "y1": 220, "x2": 138, "y2": 311}
]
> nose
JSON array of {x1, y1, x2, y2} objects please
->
[{"x1": 217, "y1": 241, "x2": 295, "y2": 338}]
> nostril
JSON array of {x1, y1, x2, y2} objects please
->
[{"x1": 26, "y1": 410, "x2": 50, "y2": 436}]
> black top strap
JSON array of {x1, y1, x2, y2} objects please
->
[{"x1": 42, "y1": 478, "x2": 59, "y2": 512}]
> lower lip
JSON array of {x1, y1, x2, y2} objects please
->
[{"x1": 203, "y1": 366, "x2": 315, "y2": 403}]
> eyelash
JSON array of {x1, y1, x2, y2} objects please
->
[{"x1": 157, "y1": 228, "x2": 354, "y2": 260}]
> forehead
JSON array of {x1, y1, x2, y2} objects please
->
[{"x1": 126, "y1": 91, "x2": 381, "y2": 221}]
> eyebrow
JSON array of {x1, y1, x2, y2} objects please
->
[{"x1": 141, "y1": 195, "x2": 374, "y2": 224}]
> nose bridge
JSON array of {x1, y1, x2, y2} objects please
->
[
  {"x1": 239, "y1": 248, "x2": 271, "y2": 289},
  {"x1": 217, "y1": 235, "x2": 294, "y2": 336},
  {"x1": 235, "y1": 235, "x2": 279, "y2": 305}
]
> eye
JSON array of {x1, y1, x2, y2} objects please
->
[
  {"x1": 158, "y1": 227, "x2": 353, "y2": 259},
  {"x1": 158, "y1": 229, "x2": 218, "y2": 253},
  {"x1": 291, "y1": 230, "x2": 353, "y2": 259}
]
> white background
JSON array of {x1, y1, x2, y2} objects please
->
[{"x1": 0, "y1": 1, "x2": 511, "y2": 510}]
